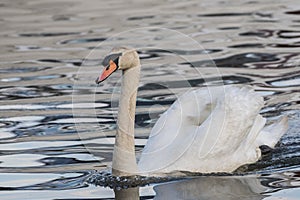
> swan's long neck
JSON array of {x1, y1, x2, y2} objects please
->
[{"x1": 112, "y1": 64, "x2": 141, "y2": 176}]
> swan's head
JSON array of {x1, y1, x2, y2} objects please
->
[{"x1": 95, "y1": 47, "x2": 140, "y2": 84}]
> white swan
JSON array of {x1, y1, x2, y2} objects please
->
[{"x1": 95, "y1": 47, "x2": 288, "y2": 176}]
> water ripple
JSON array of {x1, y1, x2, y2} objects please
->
[
  {"x1": 0, "y1": 86, "x2": 61, "y2": 99},
  {"x1": 0, "y1": 172, "x2": 90, "y2": 190},
  {"x1": 239, "y1": 29, "x2": 274, "y2": 38},
  {"x1": 59, "y1": 37, "x2": 107, "y2": 45},
  {"x1": 0, "y1": 0, "x2": 299, "y2": 199},
  {"x1": 268, "y1": 75, "x2": 300, "y2": 87},
  {"x1": 184, "y1": 52, "x2": 280, "y2": 68},
  {"x1": 18, "y1": 32, "x2": 79, "y2": 37},
  {"x1": 0, "y1": 67, "x2": 50, "y2": 73}
]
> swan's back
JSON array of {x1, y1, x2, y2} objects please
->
[{"x1": 138, "y1": 86, "x2": 288, "y2": 175}]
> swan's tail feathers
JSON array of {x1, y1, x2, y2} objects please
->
[{"x1": 257, "y1": 116, "x2": 288, "y2": 148}]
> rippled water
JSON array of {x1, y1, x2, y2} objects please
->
[{"x1": 0, "y1": 0, "x2": 300, "y2": 199}]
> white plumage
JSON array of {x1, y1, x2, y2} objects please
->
[{"x1": 138, "y1": 86, "x2": 288, "y2": 174}]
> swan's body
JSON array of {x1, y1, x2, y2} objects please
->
[
  {"x1": 96, "y1": 47, "x2": 288, "y2": 176},
  {"x1": 138, "y1": 86, "x2": 288, "y2": 174}
]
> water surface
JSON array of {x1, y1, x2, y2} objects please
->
[{"x1": 0, "y1": 0, "x2": 299, "y2": 199}]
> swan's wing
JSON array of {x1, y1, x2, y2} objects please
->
[
  {"x1": 138, "y1": 86, "x2": 221, "y2": 173},
  {"x1": 196, "y1": 86, "x2": 264, "y2": 157},
  {"x1": 185, "y1": 86, "x2": 268, "y2": 172},
  {"x1": 138, "y1": 86, "x2": 286, "y2": 174}
]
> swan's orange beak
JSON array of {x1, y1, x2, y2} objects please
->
[{"x1": 95, "y1": 60, "x2": 118, "y2": 84}]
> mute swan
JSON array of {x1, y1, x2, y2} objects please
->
[{"x1": 95, "y1": 47, "x2": 288, "y2": 176}]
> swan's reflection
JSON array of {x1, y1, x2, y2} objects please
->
[
  {"x1": 153, "y1": 176, "x2": 268, "y2": 200},
  {"x1": 114, "y1": 175, "x2": 269, "y2": 200},
  {"x1": 114, "y1": 187, "x2": 139, "y2": 200}
]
